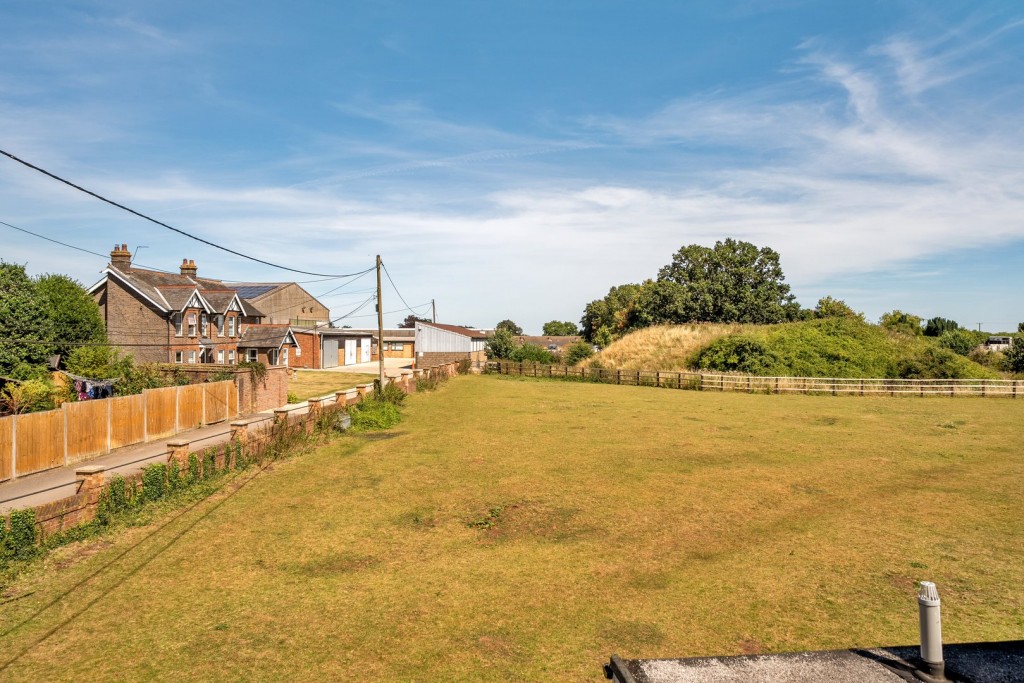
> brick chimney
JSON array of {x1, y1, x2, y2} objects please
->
[
  {"x1": 180, "y1": 259, "x2": 197, "y2": 278},
  {"x1": 110, "y1": 243, "x2": 131, "y2": 271}
]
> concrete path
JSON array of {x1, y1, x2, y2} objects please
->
[
  {"x1": 0, "y1": 414, "x2": 276, "y2": 514},
  {"x1": 311, "y1": 358, "x2": 413, "y2": 374}
]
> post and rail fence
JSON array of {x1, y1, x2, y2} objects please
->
[{"x1": 487, "y1": 361, "x2": 1021, "y2": 399}]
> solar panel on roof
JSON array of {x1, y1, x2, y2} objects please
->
[{"x1": 233, "y1": 285, "x2": 277, "y2": 299}]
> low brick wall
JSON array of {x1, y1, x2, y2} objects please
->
[
  {"x1": 418, "y1": 351, "x2": 485, "y2": 367},
  {"x1": 10, "y1": 362, "x2": 461, "y2": 544}
]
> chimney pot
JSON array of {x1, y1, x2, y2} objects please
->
[
  {"x1": 180, "y1": 258, "x2": 198, "y2": 277},
  {"x1": 110, "y1": 243, "x2": 132, "y2": 272}
]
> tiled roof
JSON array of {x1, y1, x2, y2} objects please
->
[
  {"x1": 239, "y1": 325, "x2": 293, "y2": 349},
  {"x1": 105, "y1": 267, "x2": 265, "y2": 316}
]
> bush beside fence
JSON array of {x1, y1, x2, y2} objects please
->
[{"x1": 487, "y1": 361, "x2": 1023, "y2": 398}]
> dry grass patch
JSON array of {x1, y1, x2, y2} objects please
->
[
  {"x1": 583, "y1": 323, "x2": 759, "y2": 370},
  {"x1": 0, "y1": 375, "x2": 1022, "y2": 681}
]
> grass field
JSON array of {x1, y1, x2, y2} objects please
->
[
  {"x1": 1, "y1": 375, "x2": 1022, "y2": 681},
  {"x1": 287, "y1": 370, "x2": 377, "y2": 401}
]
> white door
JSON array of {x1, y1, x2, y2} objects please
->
[
  {"x1": 360, "y1": 337, "x2": 371, "y2": 362},
  {"x1": 344, "y1": 339, "x2": 357, "y2": 365}
]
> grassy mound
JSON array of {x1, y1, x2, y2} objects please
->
[{"x1": 586, "y1": 319, "x2": 999, "y2": 379}]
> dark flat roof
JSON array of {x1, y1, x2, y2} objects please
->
[{"x1": 605, "y1": 641, "x2": 1024, "y2": 683}]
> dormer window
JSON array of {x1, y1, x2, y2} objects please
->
[{"x1": 187, "y1": 313, "x2": 197, "y2": 337}]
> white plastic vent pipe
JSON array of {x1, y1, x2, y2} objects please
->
[{"x1": 918, "y1": 581, "x2": 945, "y2": 680}]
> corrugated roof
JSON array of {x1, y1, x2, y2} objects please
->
[{"x1": 418, "y1": 322, "x2": 490, "y2": 338}]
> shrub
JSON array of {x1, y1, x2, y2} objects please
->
[
  {"x1": 938, "y1": 329, "x2": 979, "y2": 356},
  {"x1": 925, "y1": 317, "x2": 960, "y2": 337},
  {"x1": 894, "y1": 346, "x2": 982, "y2": 379},
  {"x1": 188, "y1": 452, "x2": 200, "y2": 483},
  {"x1": 457, "y1": 358, "x2": 472, "y2": 374},
  {"x1": 563, "y1": 340, "x2": 595, "y2": 366},
  {"x1": 879, "y1": 310, "x2": 924, "y2": 336},
  {"x1": 510, "y1": 343, "x2": 557, "y2": 364},
  {"x1": 141, "y1": 463, "x2": 166, "y2": 502},
  {"x1": 484, "y1": 329, "x2": 516, "y2": 359},
  {"x1": 7, "y1": 509, "x2": 38, "y2": 560},
  {"x1": 694, "y1": 335, "x2": 779, "y2": 374},
  {"x1": 1, "y1": 379, "x2": 58, "y2": 414},
  {"x1": 349, "y1": 400, "x2": 402, "y2": 431},
  {"x1": 372, "y1": 380, "x2": 407, "y2": 407},
  {"x1": 287, "y1": 391, "x2": 300, "y2": 404},
  {"x1": 1005, "y1": 337, "x2": 1024, "y2": 373}
]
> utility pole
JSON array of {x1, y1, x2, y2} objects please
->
[
  {"x1": 376, "y1": 255, "x2": 385, "y2": 388},
  {"x1": 432, "y1": 298, "x2": 436, "y2": 323}
]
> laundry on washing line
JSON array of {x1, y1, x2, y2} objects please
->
[{"x1": 63, "y1": 371, "x2": 118, "y2": 401}]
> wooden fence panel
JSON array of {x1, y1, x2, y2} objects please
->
[
  {"x1": 177, "y1": 384, "x2": 204, "y2": 430},
  {"x1": 204, "y1": 382, "x2": 229, "y2": 424},
  {"x1": 65, "y1": 400, "x2": 108, "y2": 464},
  {"x1": 110, "y1": 394, "x2": 146, "y2": 450},
  {"x1": 145, "y1": 387, "x2": 178, "y2": 439},
  {"x1": 14, "y1": 410, "x2": 64, "y2": 476},
  {"x1": 0, "y1": 416, "x2": 12, "y2": 482}
]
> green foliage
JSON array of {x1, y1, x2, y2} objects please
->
[
  {"x1": 141, "y1": 464, "x2": 166, "y2": 502},
  {"x1": 580, "y1": 284, "x2": 643, "y2": 342},
  {"x1": 399, "y1": 314, "x2": 431, "y2": 328},
  {"x1": 349, "y1": 399, "x2": 402, "y2": 431},
  {"x1": 167, "y1": 459, "x2": 182, "y2": 491},
  {"x1": 0, "y1": 262, "x2": 51, "y2": 375},
  {"x1": 1005, "y1": 337, "x2": 1024, "y2": 373},
  {"x1": 34, "y1": 273, "x2": 106, "y2": 358},
  {"x1": 656, "y1": 239, "x2": 797, "y2": 324},
  {"x1": 209, "y1": 369, "x2": 235, "y2": 382},
  {"x1": 626, "y1": 279, "x2": 691, "y2": 329},
  {"x1": 485, "y1": 328, "x2": 517, "y2": 359},
  {"x1": 495, "y1": 319, "x2": 523, "y2": 335},
  {"x1": 6, "y1": 509, "x2": 38, "y2": 560},
  {"x1": 542, "y1": 321, "x2": 579, "y2": 336},
  {"x1": 879, "y1": 310, "x2": 923, "y2": 336},
  {"x1": 924, "y1": 317, "x2": 960, "y2": 337},
  {"x1": 510, "y1": 344, "x2": 557, "y2": 364},
  {"x1": 287, "y1": 391, "x2": 300, "y2": 404},
  {"x1": 188, "y1": 453, "x2": 200, "y2": 483},
  {"x1": 563, "y1": 340, "x2": 595, "y2": 366},
  {"x1": 938, "y1": 329, "x2": 980, "y2": 356},
  {"x1": 815, "y1": 296, "x2": 864, "y2": 321},
  {"x1": 695, "y1": 336, "x2": 780, "y2": 374},
  {"x1": 372, "y1": 381, "x2": 407, "y2": 407},
  {"x1": 1, "y1": 378, "x2": 58, "y2": 414},
  {"x1": 692, "y1": 317, "x2": 997, "y2": 379},
  {"x1": 203, "y1": 449, "x2": 216, "y2": 479},
  {"x1": 65, "y1": 346, "x2": 168, "y2": 396},
  {"x1": 239, "y1": 360, "x2": 267, "y2": 384}
]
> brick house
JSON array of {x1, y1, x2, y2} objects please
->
[{"x1": 89, "y1": 245, "x2": 300, "y2": 367}]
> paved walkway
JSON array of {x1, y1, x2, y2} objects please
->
[
  {"x1": 0, "y1": 413, "x2": 277, "y2": 514},
  {"x1": 312, "y1": 358, "x2": 413, "y2": 374}
]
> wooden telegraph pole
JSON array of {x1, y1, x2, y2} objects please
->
[{"x1": 376, "y1": 255, "x2": 385, "y2": 388}]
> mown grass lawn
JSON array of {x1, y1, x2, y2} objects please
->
[
  {"x1": 287, "y1": 370, "x2": 377, "y2": 401},
  {"x1": 2, "y1": 375, "x2": 1022, "y2": 681}
]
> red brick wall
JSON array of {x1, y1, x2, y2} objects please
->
[
  {"x1": 291, "y1": 332, "x2": 320, "y2": 369},
  {"x1": 95, "y1": 277, "x2": 170, "y2": 364}
]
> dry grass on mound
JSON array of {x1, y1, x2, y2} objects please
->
[{"x1": 582, "y1": 323, "x2": 762, "y2": 371}]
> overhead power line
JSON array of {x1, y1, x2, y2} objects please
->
[
  {"x1": 0, "y1": 148, "x2": 370, "y2": 278},
  {"x1": 380, "y1": 260, "x2": 420, "y2": 316}
]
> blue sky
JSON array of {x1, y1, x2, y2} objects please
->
[{"x1": 2, "y1": 1, "x2": 1023, "y2": 332}]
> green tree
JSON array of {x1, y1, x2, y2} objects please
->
[
  {"x1": 541, "y1": 320, "x2": 579, "y2": 336},
  {"x1": 35, "y1": 274, "x2": 106, "y2": 358},
  {"x1": 580, "y1": 283, "x2": 643, "y2": 342},
  {"x1": 626, "y1": 279, "x2": 691, "y2": 329},
  {"x1": 495, "y1": 319, "x2": 523, "y2": 335},
  {"x1": 815, "y1": 296, "x2": 864, "y2": 321},
  {"x1": 1005, "y1": 336, "x2": 1024, "y2": 373},
  {"x1": 563, "y1": 340, "x2": 594, "y2": 365},
  {"x1": 924, "y1": 317, "x2": 959, "y2": 337},
  {"x1": 0, "y1": 262, "x2": 52, "y2": 376},
  {"x1": 484, "y1": 329, "x2": 516, "y2": 359},
  {"x1": 398, "y1": 314, "x2": 430, "y2": 329},
  {"x1": 510, "y1": 344, "x2": 556, "y2": 364},
  {"x1": 656, "y1": 239, "x2": 797, "y2": 324},
  {"x1": 937, "y1": 329, "x2": 978, "y2": 356},
  {"x1": 879, "y1": 310, "x2": 923, "y2": 336}
]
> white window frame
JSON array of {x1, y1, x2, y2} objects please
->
[
  {"x1": 217, "y1": 349, "x2": 224, "y2": 363},
  {"x1": 175, "y1": 351, "x2": 183, "y2": 363},
  {"x1": 173, "y1": 312, "x2": 183, "y2": 336},
  {"x1": 228, "y1": 316, "x2": 236, "y2": 337},
  {"x1": 228, "y1": 350, "x2": 236, "y2": 364},
  {"x1": 247, "y1": 349, "x2": 258, "y2": 362},
  {"x1": 295, "y1": 344, "x2": 302, "y2": 357},
  {"x1": 268, "y1": 349, "x2": 279, "y2": 366},
  {"x1": 216, "y1": 314, "x2": 225, "y2": 337},
  {"x1": 392, "y1": 342, "x2": 404, "y2": 351},
  {"x1": 281, "y1": 347, "x2": 289, "y2": 366},
  {"x1": 188, "y1": 350, "x2": 196, "y2": 364},
  {"x1": 201, "y1": 313, "x2": 208, "y2": 337},
  {"x1": 187, "y1": 313, "x2": 197, "y2": 337}
]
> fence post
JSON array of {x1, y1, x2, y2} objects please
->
[
  {"x1": 167, "y1": 440, "x2": 190, "y2": 468},
  {"x1": 616, "y1": 369, "x2": 621, "y2": 385},
  {"x1": 230, "y1": 420, "x2": 251, "y2": 444},
  {"x1": 656, "y1": 371, "x2": 660, "y2": 387},
  {"x1": 307, "y1": 397, "x2": 324, "y2": 421},
  {"x1": 10, "y1": 414, "x2": 17, "y2": 480},
  {"x1": 107, "y1": 398, "x2": 112, "y2": 454},
  {"x1": 982, "y1": 380, "x2": 987, "y2": 398},
  {"x1": 636, "y1": 370, "x2": 640, "y2": 386},
  {"x1": 747, "y1": 376, "x2": 752, "y2": 393},
  {"x1": 63, "y1": 403, "x2": 69, "y2": 467},
  {"x1": 1014, "y1": 380, "x2": 1018, "y2": 399}
]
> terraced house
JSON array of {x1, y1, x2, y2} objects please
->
[{"x1": 89, "y1": 244, "x2": 307, "y2": 367}]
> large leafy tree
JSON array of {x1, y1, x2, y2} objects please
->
[
  {"x1": 484, "y1": 328, "x2": 516, "y2": 359},
  {"x1": 398, "y1": 314, "x2": 430, "y2": 329},
  {"x1": 879, "y1": 310, "x2": 923, "y2": 336},
  {"x1": 0, "y1": 262, "x2": 52, "y2": 376},
  {"x1": 35, "y1": 273, "x2": 106, "y2": 358},
  {"x1": 580, "y1": 283, "x2": 644, "y2": 342},
  {"x1": 656, "y1": 239, "x2": 797, "y2": 324},
  {"x1": 495, "y1": 319, "x2": 523, "y2": 335},
  {"x1": 541, "y1": 320, "x2": 579, "y2": 336}
]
